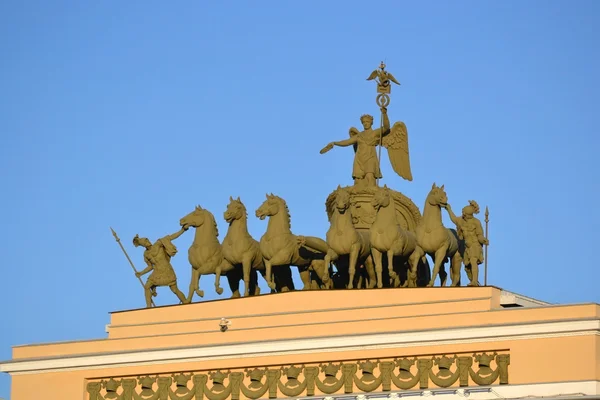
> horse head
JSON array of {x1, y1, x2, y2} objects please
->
[
  {"x1": 427, "y1": 183, "x2": 448, "y2": 208},
  {"x1": 334, "y1": 185, "x2": 352, "y2": 214},
  {"x1": 181, "y1": 205, "x2": 219, "y2": 237},
  {"x1": 255, "y1": 193, "x2": 284, "y2": 220},
  {"x1": 372, "y1": 184, "x2": 392, "y2": 210},
  {"x1": 180, "y1": 205, "x2": 209, "y2": 229},
  {"x1": 224, "y1": 196, "x2": 246, "y2": 223}
]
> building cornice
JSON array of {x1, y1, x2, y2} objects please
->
[{"x1": 1, "y1": 319, "x2": 598, "y2": 375}]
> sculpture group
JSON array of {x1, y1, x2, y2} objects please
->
[{"x1": 114, "y1": 63, "x2": 489, "y2": 308}]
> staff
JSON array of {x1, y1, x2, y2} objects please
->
[
  {"x1": 367, "y1": 61, "x2": 400, "y2": 184},
  {"x1": 110, "y1": 227, "x2": 156, "y2": 307},
  {"x1": 484, "y1": 207, "x2": 489, "y2": 286}
]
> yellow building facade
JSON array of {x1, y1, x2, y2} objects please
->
[{"x1": 1, "y1": 286, "x2": 598, "y2": 399}]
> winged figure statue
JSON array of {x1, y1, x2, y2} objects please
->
[{"x1": 320, "y1": 107, "x2": 412, "y2": 187}]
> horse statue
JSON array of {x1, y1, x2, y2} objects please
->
[
  {"x1": 223, "y1": 196, "x2": 293, "y2": 295},
  {"x1": 180, "y1": 205, "x2": 245, "y2": 301},
  {"x1": 324, "y1": 185, "x2": 376, "y2": 289},
  {"x1": 370, "y1": 185, "x2": 427, "y2": 288},
  {"x1": 416, "y1": 183, "x2": 462, "y2": 286},
  {"x1": 255, "y1": 193, "x2": 330, "y2": 290}
]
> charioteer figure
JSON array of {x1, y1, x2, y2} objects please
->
[
  {"x1": 320, "y1": 107, "x2": 413, "y2": 188},
  {"x1": 320, "y1": 62, "x2": 413, "y2": 188}
]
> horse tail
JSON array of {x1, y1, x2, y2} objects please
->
[{"x1": 300, "y1": 236, "x2": 329, "y2": 254}]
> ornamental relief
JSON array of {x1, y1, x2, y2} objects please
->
[{"x1": 87, "y1": 351, "x2": 509, "y2": 400}]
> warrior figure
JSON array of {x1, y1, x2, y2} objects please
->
[
  {"x1": 443, "y1": 201, "x2": 488, "y2": 286},
  {"x1": 133, "y1": 228, "x2": 188, "y2": 307}
]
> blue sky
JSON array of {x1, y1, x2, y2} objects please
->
[{"x1": 1, "y1": 1, "x2": 599, "y2": 397}]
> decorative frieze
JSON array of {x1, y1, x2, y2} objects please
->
[{"x1": 86, "y1": 351, "x2": 509, "y2": 400}]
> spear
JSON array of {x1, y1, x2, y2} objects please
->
[
  {"x1": 367, "y1": 61, "x2": 399, "y2": 185},
  {"x1": 484, "y1": 207, "x2": 489, "y2": 286},
  {"x1": 110, "y1": 227, "x2": 156, "y2": 307}
]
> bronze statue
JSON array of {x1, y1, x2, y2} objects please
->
[
  {"x1": 111, "y1": 227, "x2": 156, "y2": 307},
  {"x1": 179, "y1": 206, "x2": 237, "y2": 300},
  {"x1": 223, "y1": 196, "x2": 279, "y2": 295},
  {"x1": 415, "y1": 184, "x2": 463, "y2": 287},
  {"x1": 132, "y1": 229, "x2": 188, "y2": 307},
  {"x1": 320, "y1": 107, "x2": 412, "y2": 188},
  {"x1": 367, "y1": 61, "x2": 401, "y2": 95},
  {"x1": 323, "y1": 186, "x2": 375, "y2": 289},
  {"x1": 370, "y1": 185, "x2": 426, "y2": 288},
  {"x1": 255, "y1": 194, "x2": 330, "y2": 291},
  {"x1": 443, "y1": 200, "x2": 489, "y2": 286},
  {"x1": 110, "y1": 63, "x2": 496, "y2": 304}
]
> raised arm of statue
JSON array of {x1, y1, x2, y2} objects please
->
[
  {"x1": 167, "y1": 227, "x2": 188, "y2": 241},
  {"x1": 443, "y1": 204, "x2": 463, "y2": 228},
  {"x1": 381, "y1": 107, "x2": 390, "y2": 135},
  {"x1": 320, "y1": 136, "x2": 358, "y2": 154},
  {"x1": 334, "y1": 137, "x2": 358, "y2": 147}
]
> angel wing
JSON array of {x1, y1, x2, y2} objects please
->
[
  {"x1": 382, "y1": 121, "x2": 413, "y2": 181},
  {"x1": 387, "y1": 72, "x2": 401, "y2": 85},
  {"x1": 349, "y1": 127, "x2": 360, "y2": 153}
]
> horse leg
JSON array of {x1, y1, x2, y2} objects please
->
[
  {"x1": 250, "y1": 270, "x2": 261, "y2": 295},
  {"x1": 364, "y1": 256, "x2": 377, "y2": 289},
  {"x1": 428, "y1": 245, "x2": 449, "y2": 287},
  {"x1": 242, "y1": 253, "x2": 253, "y2": 297},
  {"x1": 187, "y1": 268, "x2": 203, "y2": 302},
  {"x1": 357, "y1": 274, "x2": 364, "y2": 289},
  {"x1": 279, "y1": 266, "x2": 294, "y2": 292},
  {"x1": 419, "y1": 255, "x2": 431, "y2": 287},
  {"x1": 298, "y1": 265, "x2": 311, "y2": 290},
  {"x1": 307, "y1": 267, "x2": 321, "y2": 290},
  {"x1": 226, "y1": 271, "x2": 241, "y2": 298},
  {"x1": 259, "y1": 269, "x2": 276, "y2": 293},
  {"x1": 447, "y1": 256, "x2": 458, "y2": 286},
  {"x1": 387, "y1": 251, "x2": 398, "y2": 282},
  {"x1": 348, "y1": 243, "x2": 361, "y2": 289},
  {"x1": 264, "y1": 259, "x2": 277, "y2": 290},
  {"x1": 447, "y1": 252, "x2": 461, "y2": 286},
  {"x1": 214, "y1": 264, "x2": 224, "y2": 295},
  {"x1": 307, "y1": 265, "x2": 317, "y2": 290},
  {"x1": 370, "y1": 248, "x2": 383, "y2": 289},
  {"x1": 169, "y1": 283, "x2": 187, "y2": 305},
  {"x1": 401, "y1": 264, "x2": 410, "y2": 288},
  {"x1": 323, "y1": 263, "x2": 334, "y2": 290},
  {"x1": 409, "y1": 257, "x2": 418, "y2": 287},
  {"x1": 313, "y1": 260, "x2": 331, "y2": 290},
  {"x1": 411, "y1": 248, "x2": 426, "y2": 287},
  {"x1": 394, "y1": 274, "x2": 401, "y2": 288},
  {"x1": 403, "y1": 253, "x2": 417, "y2": 288},
  {"x1": 439, "y1": 260, "x2": 448, "y2": 286},
  {"x1": 323, "y1": 249, "x2": 337, "y2": 287},
  {"x1": 385, "y1": 249, "x2": 396, "y2": 289}
]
